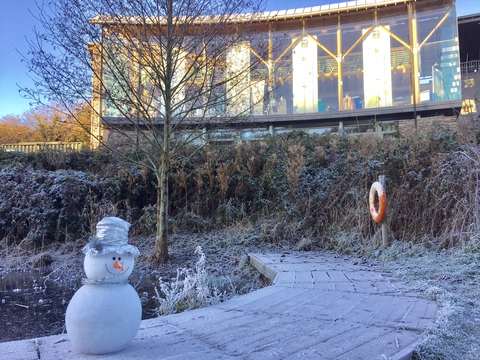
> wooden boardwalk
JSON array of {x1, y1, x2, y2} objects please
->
[{"x1": 0, "y1": 251, "x2": 437, "y2": 359}]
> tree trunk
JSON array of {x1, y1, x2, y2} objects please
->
[
  {"x1": 154, "y1": 150, "x2": 169, "y2": 263},
  {"x1": 153, "y1": 0, "x2": 174, "y2": 265}
]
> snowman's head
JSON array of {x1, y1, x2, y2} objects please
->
[
  {"x1": 81, "y1": 217, "x2": 140, "y2": 283},
  {"x1": 84, "y1": 251, "x2": 135, "y2": 282}
]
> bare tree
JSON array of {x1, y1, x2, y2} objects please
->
[{"x1": 23, "y1": 0, "x2": 267, "y2": 263}]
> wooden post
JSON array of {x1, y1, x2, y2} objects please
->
[{"x1": 379, "y1": 175, "x2": 388, "y2": 247}]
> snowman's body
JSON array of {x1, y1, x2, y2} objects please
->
[
  {"x1": 66, "y1": 283, "x2": 141, "y2": 354},
  {"x1": 66, "y1": 223, "x2": 142, "y2": 355}
]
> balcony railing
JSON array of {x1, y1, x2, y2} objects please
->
[{"x1": 461, "y1": 60, "x2": 480, "y2": 74}]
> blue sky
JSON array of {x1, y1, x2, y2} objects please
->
[{"x1": 1, "y1": 0, "x2": 479, "y2": 118}]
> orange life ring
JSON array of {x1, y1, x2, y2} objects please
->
[{"x1": 369, "y1": 182, "x2": 386, "y2": 223}]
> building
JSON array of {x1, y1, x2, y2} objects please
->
[
  {"x1": 90, "y1": 0, "x2": 468, "y2": 148},
  {"x1": 458, "y1": 11, "x2": 480, "y2": 122}
]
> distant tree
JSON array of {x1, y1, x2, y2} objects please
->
[
  {"x1": 24, "y1": 104, "x2": 91, "y2": 145},
  {"x1": 0, "y1": 114, "x2": 36, "y2": 144},
  {"x1": 25, "y1": 106, "x2": 66, "y2": 142},
  {"x1": 22, "y1": 0, "x2": 266, "y2": 263},
  {"x1": 67, "y1": 103, "x2": 92, "y2": 145}
]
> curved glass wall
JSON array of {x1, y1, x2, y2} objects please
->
[{"x1": 100, "y1": 1, "x2": 461, "y2": 118}]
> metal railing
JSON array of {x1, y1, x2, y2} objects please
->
[
  {"x1": 1, "y1": 142, "x2": 84, "y2": 153},
  {"x1": 461, "y1": 60, "x2": 480, "y2": 74}
]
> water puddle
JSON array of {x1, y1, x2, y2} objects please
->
[
  {"x1": 0, "y1": 270, "x2": 159, "y2": 342},
  {"x1": 0, "y1": 270, "x2": 75, "y2": 342}
]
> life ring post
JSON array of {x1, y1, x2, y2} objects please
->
[{"x1": 379, "y1": 175, "x2": 388, "y2": 247}]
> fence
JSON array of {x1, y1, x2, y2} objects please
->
[{"x1": 1, "y1": 142, "x2": 84, "y2": 153}]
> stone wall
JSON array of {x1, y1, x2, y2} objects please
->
[
  {"x1": 396, "y1": 114, "x2": 458, "y2": 138},
  {"x1": 397, "y1": 72, "x2": 480, "y2": 138},
  {"x1": 457, "y1": 71, "x2": 480, "y2": 142},
  {"x1": 462, "y1": 71, "x2": 480, "y2": 101},
  {"x1": 104, "y1": 129, "x2": 156, "y2": 151}
]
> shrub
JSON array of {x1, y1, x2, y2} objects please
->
[
  {"x1": 154, "y1": 246, "x2": 225, "y2": 315},
  {"x1": 2, "y1": 129, "x2": 480, "y2": 251}
]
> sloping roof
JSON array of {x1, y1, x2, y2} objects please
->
[
  {"x1": 257, "y1": 0, "x2": 403, "y2": 20},
  {"x1": 90, "y1": 0, "x2": 413, "y2": 26}
]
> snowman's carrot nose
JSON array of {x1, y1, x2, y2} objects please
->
[{"x1": 113, "y1": 260, "x2": 125, "y2": 272}]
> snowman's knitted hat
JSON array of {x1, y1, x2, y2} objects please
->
[{"x1": 82, "y1": 217, "x2": 140, "y2": 257}]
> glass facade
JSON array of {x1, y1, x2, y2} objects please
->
[{"x1": 99, "y1": 0, "x2": 461, "y2": 119}]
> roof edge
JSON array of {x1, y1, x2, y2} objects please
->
[{"x1": 90, "y1": 0, "x2": 414, "y2": 26}]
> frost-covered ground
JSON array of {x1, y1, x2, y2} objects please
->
[
  {"x1": 2, "y1": 230, "x2": 480, "y2": 360},
  {"x1": 376, "y1": 241, "x2": 480, "y2": 360},
  {"x1": 0, "y1": 227, "x2": 270, "y2": 343}
]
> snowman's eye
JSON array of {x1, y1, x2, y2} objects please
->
[
  {"x1": 118, "y1": 257, "x2": 121, "y2": 260},
  {"x1": 112, "y1": 257, "x2": 116, "y2": 260}
]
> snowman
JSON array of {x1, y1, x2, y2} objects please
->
[{"x1": 65, "y1": 217, "x2": 142, "y2": 354}]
